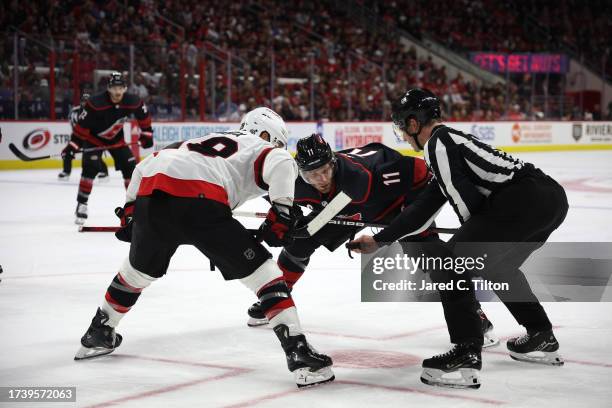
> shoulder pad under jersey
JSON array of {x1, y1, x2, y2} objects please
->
[
  {"x1": 86, "y1": 91, "x2": 110, "y2": 109},
  {"x1": 119, "y1": 92, "x2": 143, "y2": 108}
]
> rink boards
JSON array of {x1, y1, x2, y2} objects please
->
[{"x1": 1, "y1": 120, "x2": 611, "y2": 169}]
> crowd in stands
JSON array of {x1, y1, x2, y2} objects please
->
[
  {"x1": 1, "y1": 0, "x2": 609, "y2": 121},
  {"x1": 369, "y1": 0, "x2": 610, "y2": 79}
]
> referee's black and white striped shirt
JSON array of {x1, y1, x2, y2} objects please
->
[
  {"x1": 374, "y1": 124, "x2": 536, "y2": 243},
  {"x1": 425, "y1": 125, "x2": 533, "y2": 223}
]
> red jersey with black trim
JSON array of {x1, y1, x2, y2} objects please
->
[
  {"x1": 71, "y1": 91, "x2": 152, "y2": 147},
  {"x1": 295, "y1": 143, "x2": 430, "y2": 223}
]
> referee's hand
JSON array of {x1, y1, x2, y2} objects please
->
[{"x1": 346, "y1": 235, "x2": 379, "y2": 254}]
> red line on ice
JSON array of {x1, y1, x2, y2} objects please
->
[
  {"x1": 82, "y1": 354, "x2": 251, "y2": 408},
  {"x1": 84, "y1": 371, "x2": 244, "y2": 408},
  {"x1": 561, "y1": 178, "x2": 612, "y2": 193},
  {"x1": 115, "y1": 354, "x2": 250, "y2": 371}
]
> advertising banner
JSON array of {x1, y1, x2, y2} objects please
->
[
  {"x1": 470, "y1": 53, "x2": 569, "y2": 74},
  {"x1": 1, "y1": 121, "x2": 611, "y2": 169}
]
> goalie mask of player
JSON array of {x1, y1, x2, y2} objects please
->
[{"x1": 240, "y1": 107, "x2": 289, "y2": 149}]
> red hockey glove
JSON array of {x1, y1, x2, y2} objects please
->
[
  {"x1": 259, "y1": 204, "x2": 297, "y2": 247},
  {"x1": 114, "y1": 201, "x2": 135, "y2": 242}
]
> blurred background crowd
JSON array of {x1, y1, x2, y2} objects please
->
[{"x1": 1, "y1": 0, "x2": 610, "y2": 121}]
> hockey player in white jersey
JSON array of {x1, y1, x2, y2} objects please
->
[{"x1": 74, "y1": 107, "x2": 334, "y2": 388}]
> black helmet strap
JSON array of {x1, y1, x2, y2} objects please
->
[{"x1": 406, "y1": 117, "x2": 424, "y2": 150}]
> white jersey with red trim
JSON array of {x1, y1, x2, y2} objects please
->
[{"x1": 126, "y1": 131, "x2": 297, "y2": 209}]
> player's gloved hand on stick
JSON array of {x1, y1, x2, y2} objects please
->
[
  {"x1": 292, "y1": 204, "x2": 307, "y2": 229},
  {"x1": 114, "y1": 201, "x2": 135, "y2": 242},
  {"x1": 61, "y1": 141, "x2": 80, "y2": 159},
  {"x1": 259, "y1": 203, "x2": 297, "y2": 247},
  {"x1": 139, "y1": 129, "x2": 154, "y2": 149}
]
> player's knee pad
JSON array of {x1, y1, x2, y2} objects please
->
[
  {"x1": 118, "y1": 257, "x2": 157, "y2": 290},
  {"x1": 240, "y1": 258, "x2": 282, "y2": 294}
]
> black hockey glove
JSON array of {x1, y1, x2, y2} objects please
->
[
  {"x1": 139, "y1": 128, "x2": 154, "y2": 149},
  {"x1": 114, "y1": 201, "x2": 135, "y2": 242},
  {"x1": 61, "y1": 141, "x2": 80, "y2": 160},
  {"x1": 259, "y1": 203, "x2": 297, "y2": 247}
]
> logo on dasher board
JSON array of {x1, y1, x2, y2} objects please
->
[
  {"x1": 471, "y1": 124, "x2": 495, "y2": 141},
  {"x1": 244, "y1": 248, "x2": 255, "y2": 260},
  {"x1": 23, "y1": 128, "x2": 51, "y2": 151}
]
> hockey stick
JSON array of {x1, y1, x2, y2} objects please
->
[
  {"x1": 292, "y1": 191, "x2": 353, "y2": 238},
  {"x1": 233, "y1": 210, "x2": 458, "y2": 235},
  {"x1": 78, "y1": 226, "x2": 120, "y2": 232},
  {"x1": 79, "y1": 191, "x2": 353, "y2": 239},
  {"x1": 78, "y1": 225, "x2": 219, "y2": 271},
  {"x1": 78, "y1": 225, "x2": 263, "y2": 236},
  {"x1": 8, "y1": 141, "x2": 139, "y2": 162}
]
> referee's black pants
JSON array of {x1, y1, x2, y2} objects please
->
[{"x1": 435, "y1": 171, "x2": 568, "y2": 345}]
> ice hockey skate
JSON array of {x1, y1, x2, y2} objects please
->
[
  {"x1": 507, "y1": 329, "x2": 564, "y2": 366},
  {"x1": 420, "y1": 343, "x2": 482, "y2": 389},
  {"x1": 478, "y1": 308, "x2": 499, "y2": 348},
  {"x1": 75, "y1": 308, "x2": 122, "y2": 360},
  {"x1": 247, "y1": 301, "x2": 269, "y2": 327},
  {"x1": 274, "y1": 324, "x2": 334, "y2": 388},
  {"x1": 75, "y1": 203, "x2": 88, "y2": 225},
  {"x1": 58, "y1": 171, "x2": 70, "y2": 181}
]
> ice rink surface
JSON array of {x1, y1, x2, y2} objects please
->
[{"x1": 1, "y1": 150, "x2": 612, "y2": 407}]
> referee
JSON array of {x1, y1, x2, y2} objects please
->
[{"x1": 350, "y1": 88, "x2": 568, "y2": 388}]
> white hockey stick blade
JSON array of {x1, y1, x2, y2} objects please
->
[{"x1": 299, "y1": 191, "x2": 352, "y2": 238}]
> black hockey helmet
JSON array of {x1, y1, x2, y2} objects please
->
[
  {"x1": 295, "y1": 134, "x2": 335, "y2": 171},
  {"x1": 107, "y1": 71, "x2": 126, "y2": 88},
  {"x1": 391, "y1": 88, "x2": 441, "y2": 133}
]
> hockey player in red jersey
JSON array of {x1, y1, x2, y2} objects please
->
[
  {"x1": 64, "y1": 72, "x2": 153, "y2": 224},
  {"x1": 74, "y1": 108, "x2": 334, "y2": 388}
]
